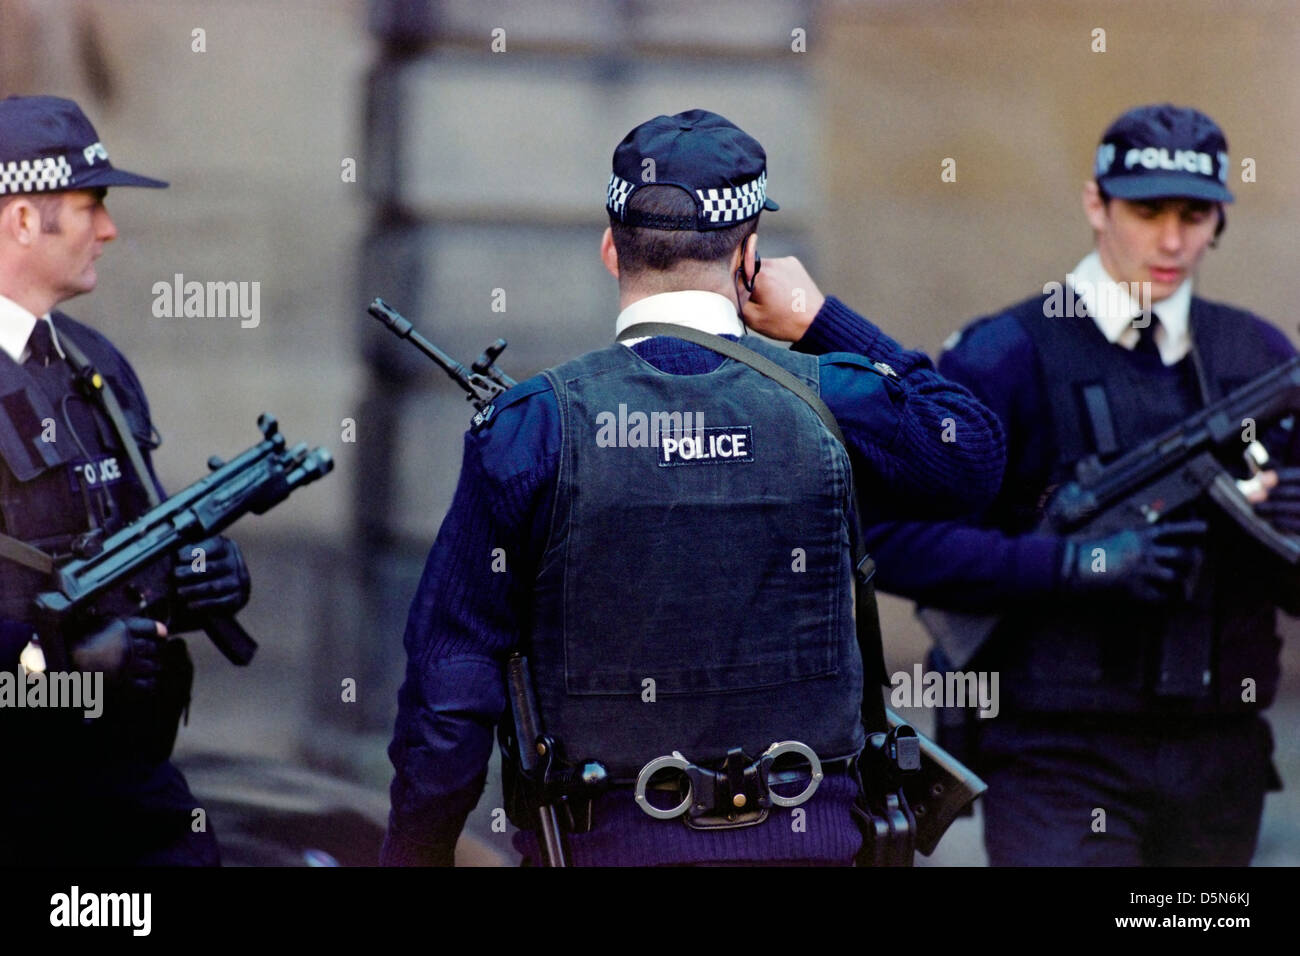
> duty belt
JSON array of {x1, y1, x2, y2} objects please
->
[{"x1": 634, "y1": 741, "x2": 826, "y2": 829}]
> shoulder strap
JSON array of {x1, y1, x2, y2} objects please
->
[
  {"x1": 618, "y1": 323, "x2": 845, "y2": 445},
  {"x1": 0, "y1": 531, "x2": 54, "y2": 574},
  {"x1": 616, "y1": 322, "x2": 888, "y2": 732},
  {"x1": 58, "y1": 334, "x2": 161, "y2": 508}
]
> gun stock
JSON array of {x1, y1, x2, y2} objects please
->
[{"x1": 886, "y1": 707, "x2": 987, "y2": 855}]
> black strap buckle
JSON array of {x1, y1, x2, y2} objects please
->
[
  {"x1": 854, "y1": 723, "x2": 921, "y2": 866},
  {"x1": 501, "y1": 730, "x2": 611, "y2": 835}
]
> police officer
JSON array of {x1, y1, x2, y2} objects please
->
[
  {"x1": 0, "y1": 96, "x2": 250, "y2": 866},
  {"x1": 381, "y1": 109, "x2": 1006, "y2": 866},
  {"x1": 843, "y1": 104, "x2": 1297, "y2": 865}
]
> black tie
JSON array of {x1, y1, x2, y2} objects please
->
[
  {"x1": 24, "y1": 320, "x2": 56, "y2": 368},
  {"x1": 1133, "y1": 313, "x2": 1162, "y2": 364}
]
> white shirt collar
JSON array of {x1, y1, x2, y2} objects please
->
[
  {"x1": 0, "y1": 295, "x2": 66, "y2": 365},
  {"x1": 615, "y1": 290, "x2": 744, "y2": 345},
  {"x1": 0, "y1": 293, "x2": 40, "y2": 364},
  {"x1": 1066, "y1": 249, "x2": 1192, "y2": 365}
]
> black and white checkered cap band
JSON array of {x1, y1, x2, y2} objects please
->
[
  {"x1": 696, "y1": 171, "x2": 767, "y2": 224},
  {"x1": 606, "y1": 172, "x2": 634, "y2": 216},
  {"x1": 0, "y1": 155, "x2": 73, "y2": 195},
  {"x1": 607, "y1": 170, "x2": 768, "y2": 227}
]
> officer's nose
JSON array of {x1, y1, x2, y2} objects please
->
[
  {"x1": 96, "y1": 206, "x2": 118, "y2": 242},
  {"x1": 1156, "y1": 211, "x2": 1183, "y2": 254}
]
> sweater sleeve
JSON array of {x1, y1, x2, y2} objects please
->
[
  {"x1": 808, "y1": 301, "x2": 1067, "y2": 606},
  {"x1": 795, "y1": 296, "x2": 1006, "y2": 519},
  {"x1": 381, "y1": 384, "x2": 559, "y2": 865}
]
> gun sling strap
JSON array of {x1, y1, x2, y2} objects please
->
[
  {"x1": 617, "y1": 322, "x2": 890, "y2": 734},
  {"x1": 58, "y1": 335, "x2": 163, "y2": 510}
]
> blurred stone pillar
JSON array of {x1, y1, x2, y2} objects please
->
[{"x1": 0, "y1": 0, "x2": 113, "y2": 101}]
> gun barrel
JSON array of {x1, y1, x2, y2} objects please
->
[{"x1": 368, "y1": 297, "x2": 477, "y2": 389}]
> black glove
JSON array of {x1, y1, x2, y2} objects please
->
[
  {"x1": 1058, "y1": 520, "x2": 1207, "y2": 603},
  {"x1": 70, "y1": 617, "x2": 165, "y2": 693},
  {"x1": 1253, "y1": 467, "x2": 1300, "y2": 535},
  {"x1": 172, "y1": 535, "x2": 251, "y2": 619}
]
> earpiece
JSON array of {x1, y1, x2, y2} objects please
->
[{"x1": 738, "y1": 249, "x2": 762, "y2": 293}]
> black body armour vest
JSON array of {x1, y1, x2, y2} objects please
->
[
  {"x1": 530, "y1": 339, "x2": 865, "y2": 780},
  {"x1": 0, "y1": 314, "x2": 182, "y2": 767},
  {"x1": 0, "y1": 315, "x2": 157, "y2": 623},
  {"x1": 996, "y1": 293, "x2": 1284, "y2": 714}
]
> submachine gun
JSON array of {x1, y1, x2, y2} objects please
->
[
  {"x1": 32, "y1": 414, "x2": 334, "y2": 673},
  {"x1": 1045, "y1": 355, "x2": 1300, "y2": 560},
  {"x1": 922, "y1": 354, "x2": 1300, "y2": 670},
  {"x1": 367, "y1": 296, "x2": 985, "y2": 865}
]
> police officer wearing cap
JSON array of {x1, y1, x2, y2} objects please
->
[
  {"x1": 830, "y1": 104, "x2": 1297, "y2": 865},
  {"x1": 0, "y1": 96, "x2": 251, "y2": 866},
  {"x1": 381, "y1": 108, "x2": 1005, "y2": 866}
]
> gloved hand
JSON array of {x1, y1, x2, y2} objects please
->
[
  {"x1": 70, "y1": 617, "x2": 166, "y2": 693},
  {"x1": 1252, "y1": 467, "x2": 1300, "y2": 534},
  {"x1": 1058, "y1": 520, "x2": 1207, "y2": 603},
  {"x1": 172, "y1": 535, "x2": 251, "y2": 619}
]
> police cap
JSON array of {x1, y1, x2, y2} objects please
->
[
  {"x1": 0, "y1": 95, "x2": 168, "y2": 197},
  {"x1": 1093, "y1": 103, "x2": 1233, "y2": 203},
  {"x1": 606, "y1": 108, "x2": 779, "y2": 231}
]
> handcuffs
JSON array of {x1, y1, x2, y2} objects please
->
[{"x1": 633, "y1": 740, "x2": 824, "y2": 829}]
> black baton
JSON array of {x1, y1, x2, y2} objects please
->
[{"x1": 507, "y1": 652, "x2": 570, "y2": 867}]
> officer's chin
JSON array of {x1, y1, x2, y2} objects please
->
[
  {"x1": 1146, "y1": 270, "x2": 1185, "y2": 299},
  {"x1": 68, "y1": 273, "x2": 98, "y2": 299}
]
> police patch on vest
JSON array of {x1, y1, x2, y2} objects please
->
[
  {"x1": 67, "y1": 455, "x2": 123, "y2": 491},
  {"x1": 659, "y1": 426, "x2": 753, "y2": 466}
]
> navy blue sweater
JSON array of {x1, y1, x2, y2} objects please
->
[{"x1": 381, "y1": 296, "x2": 1006, "y2": 866}]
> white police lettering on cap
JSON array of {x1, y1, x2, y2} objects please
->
[
  {"x1": 1095, "y1": 143, "x2": 1116, "y2": 177},
  {"x1": 660, "y1": 426, "x2": 753, "y2": 466},
  {"x1": 82, "y1": 141, "x2": 108, "y2": 165},
  {"x1": 1123, "y1": 147, "x2": 1214, "y2": 176}
]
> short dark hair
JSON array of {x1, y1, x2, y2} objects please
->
[
  {"x1": 0, "y1": 192, "x2": 64, "y2": 233},
  {"x1": 1095, "y1": 183, "x2": 1226, "y2": 239},
  {"x1": 609, "y1": 185, "x2": 758, "y2": 274}
]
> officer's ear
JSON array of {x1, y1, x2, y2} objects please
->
[
  {"x1": 600, "y1": 227, "x2": 619, "y2": 280},
  {"x1": 742, "y1": 233, "x2": 758, "y2": 284},
  {"x1": 1082, "y1": 180, "x2": 1109, "y2": 235},
  {"x1": 732, "y1": 232, "x2": 759, "y2": 289},
  {"x1": 1211, "y1": 203, "x2": 1227, "y2": 246},
  {"x1": 0, "y1": 196, "x2": 35, "y2": 245}
]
